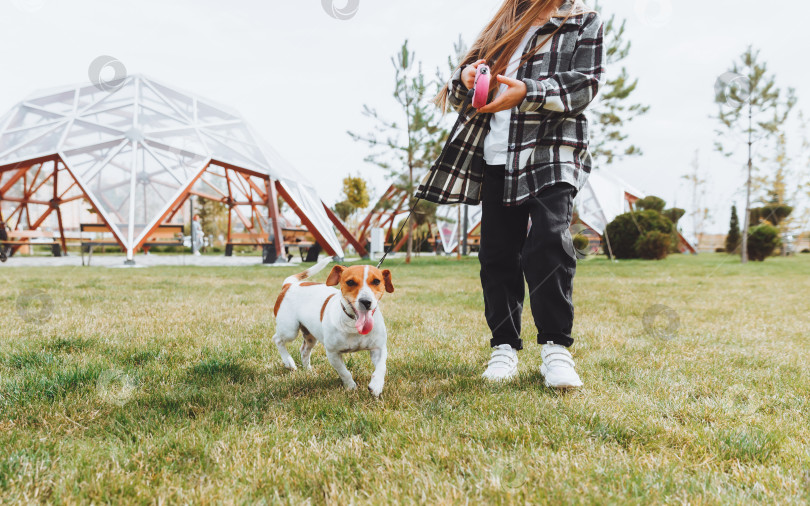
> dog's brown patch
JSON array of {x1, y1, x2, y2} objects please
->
[
  {"x1": 300, "y1": 282, "x2": 320, "y2": 287},
  {"x1": 320, "y1": 294, "x2": 335, "y2": 321},
  {"x1": 274, "y1": 283, "x2": 292, "y2": 317},
  {"x1": 300, "y1": 324, "x2": 311, "y2": 336}
]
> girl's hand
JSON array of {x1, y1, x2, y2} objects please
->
[
  {"x1": 477, "y1": 75, "x2": 527, "y2": 114},
  {"x1": 461, "y1": 59, "x2": 487, "y2": 89}
]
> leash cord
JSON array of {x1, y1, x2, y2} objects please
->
[{"x1": 376, "y1": 90, "x2": 475, "y2": 269}]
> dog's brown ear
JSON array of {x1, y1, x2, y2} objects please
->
[
  {"x1": 382, "y1": 269, "x2": 394, "y2": 293},
  {"x1": 326, "y1": 265, "x2": 345, "y2": 286}
]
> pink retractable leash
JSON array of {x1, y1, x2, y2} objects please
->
[{"x1": 471, "y1": 64, "x2": 491, "y2": 109}]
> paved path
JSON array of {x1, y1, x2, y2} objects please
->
[{"x1": 0, "y1": 254, "x2": 330, "y2": 268}]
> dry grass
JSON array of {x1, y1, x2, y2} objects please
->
[{"x1": 1, "y1": 253, "x2": 809, "y2": 504}]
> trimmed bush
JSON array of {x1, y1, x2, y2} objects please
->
[
  {"x1": 634, "y1": 196, "x2": 666, "y2": 212},
  {"x1": 747, "y1": 224, "x2": 780, "y2": 261},
  {"x1": 605, "y1": 210, "x2": 674, "y2": 259},
  {"x1": 662, "y1": 208, "x2": 685, "y2": 225},
  {"x1": 636, "y1": 230, "x2": 671, "y2": 260}
]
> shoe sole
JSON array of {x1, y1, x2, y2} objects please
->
[
  {"x1": 482, "y1": 368, "x2": 518, "y2": 382},
  {"x1": 540, "y1": 365, "x2": 583, "y2": 389}
]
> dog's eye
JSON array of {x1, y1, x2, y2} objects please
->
[
  {"x1": 371, "y1": 279, "x2": 381, "y2": 286},
  {"x1": 345, "y1": 280, "x2": 357, "y2": 287}
]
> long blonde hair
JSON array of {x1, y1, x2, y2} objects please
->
[{"x1": 434, "y1": 0, "x2": 587, "y2": 111}]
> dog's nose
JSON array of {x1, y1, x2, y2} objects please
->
[{"x1": 359, "y1": 298, "x2": 372, "y2": 310}]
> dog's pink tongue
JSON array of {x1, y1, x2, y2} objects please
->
[{"x1": 355, "y1": 311, "x2": 374, "y2": 335}]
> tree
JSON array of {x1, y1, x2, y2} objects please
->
[
  {"x1": 795, "y1": 112, "x2": 810, "y2": 234},
  {"x1": 589, "y1": 1, "x2": 650, "y2": 166},
  {"x1": 332, "y1": 175, "x2": 370, "y2": 222},
  {"x1": 681, "y1": 150, "x2": 711, "y2": 245},
  {"x1": 714, "y1": 46, "x2": 797, "y2": 263},
  {"x1": 726, "y1": 205, "x2": 741, "y2": 253},
  {"x1": 348, "y1": 41, "x2": 447, "y2": 263},
  {"x1": 196, "y1": 198, "x2": 229, "y2": 248},
  {"x1": 750, "y1": 129, "x2": 804, "y2": 255}
]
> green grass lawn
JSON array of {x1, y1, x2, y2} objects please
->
[{"x1": 1, "y1": 253, "x2": 809, "y2": 503}]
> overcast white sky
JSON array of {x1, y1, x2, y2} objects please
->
[{"x1": 2, "y1": 0, "x2": 807, "y2": 235}]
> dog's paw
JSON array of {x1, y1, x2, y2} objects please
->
[
  {"x1": 344, "y1": 381, "x2": 357, "y2": 391},
  {"x1": 368, "y1": 379, "x2": 384, "y2": 398},
  {"x1": 282, "y1": 359, "x2": 297, "y2": 371}
]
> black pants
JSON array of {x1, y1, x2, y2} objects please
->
[{"x1": 479, "y1": 163, "x2": 577, "y2": 350}]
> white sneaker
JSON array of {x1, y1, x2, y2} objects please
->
[
  {"x1": 482, "y1": 344, "x2": 518, "y2": 381},
  {"x1": 540, "y1": 342, "x2": 583, "y2": 389}
]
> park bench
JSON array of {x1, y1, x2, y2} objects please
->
[
  {"x1": 141, "y1": 224, "x2": 184, "y2": 253},
  {"x1": 225, "y1": 231, "x2": 268, "y2": 257},
  {"x1": 282, "y1": 227, "x2": 321, "y2": 262},
  {"x1": 425, "y1": 234, "x2": 480, "y2": 254},
  {"x1": 0, "y1": 230, "x2": 64, "y2": 257},
  {"x1": 225, "y1": 227, "x2": 320, "y2": 262},
  {"x1": 80, "y1": 223, "x2": 121, "y2": 266}
]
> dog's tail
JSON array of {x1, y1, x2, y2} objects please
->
[{"x1": 282, "y1": 257, "x2": 332, "y2": 287}]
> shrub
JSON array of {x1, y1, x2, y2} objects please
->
[
  {"x1": 715, "y1": 247, "x2": 726, "y2": 253},
  {"x1": 801, "y1": 248, "x2": 810, "y2": 254},
  {"x1": 605, "y1": 210, "x2": 674, "y2": 259},
  {"x1": 636, "y1": 230, "x2": 671, "y2": 260},
  {"x1": 662, "y1": 208, "x2": 685, "y2": 225},
  {"x1": 634, "y1": 196, "x2": 666, "y2": 212},
  {"x1": 750, "y1": 204, "x2": 793, "y2": 227},
  {"x1": 746, "y1": 224, "x2": 780, "y2": 261}
]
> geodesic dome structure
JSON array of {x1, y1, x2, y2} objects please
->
[{"x1": 0, "y1": 74, "x2": 361, "y2": 260}]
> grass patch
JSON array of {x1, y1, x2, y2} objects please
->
[{"x1": 0, "y1": 254, "x2": 808, "y2": 502}]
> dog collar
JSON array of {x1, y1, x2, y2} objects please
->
[
  {"x1": 340, "y1": 298, "x2": 376, "y2": 321},
  {"x1": 341, "y1": 300, "x2": 356, "y2": 320}
]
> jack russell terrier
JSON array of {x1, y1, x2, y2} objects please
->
[{"x1": 272, "y1": 258, "x2": 394, "y2": 396}]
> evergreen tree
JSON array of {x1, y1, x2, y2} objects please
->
[
  {"x1": 348, "y1": 41, "x2": 447, "y2": 263},
  {"x1": 714, "y1": 46, "x2": 796, "y2": 262},
  {"x1": 726, "y1": 205, "x2": 741, "y2": 254}
]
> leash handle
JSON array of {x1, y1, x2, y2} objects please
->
[{"x1": 376, "y1": 92, "x2": 475, "y2": 269}]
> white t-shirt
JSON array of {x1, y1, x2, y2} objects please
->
[{"x1": 483, "y1": 26, "x2": 543, "y2": 166}]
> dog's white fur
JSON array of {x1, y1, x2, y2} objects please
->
[{"x1": 272, "y1": 258, "x2": 390, "y2": 396}]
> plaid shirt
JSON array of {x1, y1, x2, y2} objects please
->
[{"x1": 416, "y1": 2, "x2": 605, "y2": 206}]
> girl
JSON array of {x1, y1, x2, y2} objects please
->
[{"x1": 417, "y1": 0, "x2": 605, "y2": 387}]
